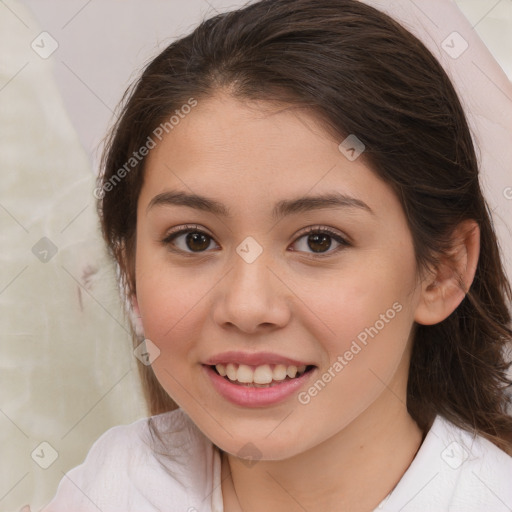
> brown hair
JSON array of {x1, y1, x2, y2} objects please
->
[{"x1": 97, "y1": 0, "x2": 512, "y2": 452}]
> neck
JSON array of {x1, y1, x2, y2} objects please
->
[{"x1": 221, "y1": 393, "x2": 424, "y2": 512}]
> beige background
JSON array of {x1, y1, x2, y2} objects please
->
[{"x1": 1, "y1": 0, "x2": 511, "y2": 510}]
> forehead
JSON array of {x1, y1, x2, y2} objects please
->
[
  {"x1": 146, "y1": 93, "x2": 339, "y2": 169},
  {"x1": 139, "y1": 92, "x2": 398, "y2": 220}
]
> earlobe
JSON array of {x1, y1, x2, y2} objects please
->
[
  {"x1": 414, "y1": 220, "x2": 480, "y2": 326},
  {"x1": 130, "y1": 294, "x2": 145, "y2": 338},
  {"x1": 131, "y1": 294, "x2": 140, "y2": 316}
]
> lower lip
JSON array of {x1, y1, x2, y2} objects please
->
[{"x1": 203, "y1": 364, "x2": 316, "y2": 407}]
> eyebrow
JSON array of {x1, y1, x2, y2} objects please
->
[{"x1": 146, "y1": 190, "x2": 374, "y2": 220}]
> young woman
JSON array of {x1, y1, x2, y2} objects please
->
[{"x1": 40, "y1": 0, "x2": 512, "y2": 510}]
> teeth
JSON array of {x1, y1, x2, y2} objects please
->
[
  {"x1": 237, "y1": 364, "x2": 255, "y2": 383},
  {"x1": 215, "y1": 362, "x2": 309, "y2": 384},
  {"x1": 273, "y1": 364, "x2": 288, "y2": 381},
  {"x1": 258, "y1": 364, "x2": 279, "y2": 384},
  {"x1": 287, "y1": 365, "x2": 298, "y2": 378},
  {"x1": 226, "y1": 363, "x2": 237, "y2": 381},
  {"x1": 216, "y1": 363, "x2": 227, "y2": 377}
]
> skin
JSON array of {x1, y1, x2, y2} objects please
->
[{"x1": 132, "y1": 90, "x2": 480, "y2": 511}]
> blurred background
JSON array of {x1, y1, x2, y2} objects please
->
[{"x1": 1, "y1": 0, "x2": 511, "y2": 509}]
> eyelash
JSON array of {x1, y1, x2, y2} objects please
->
[{"x1": 161, "y1": 224, "x2": 351, "y2": 258}]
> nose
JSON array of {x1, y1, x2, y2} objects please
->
[{"x1": 212, "y1": 246, "x2": 291, "y2": 334}]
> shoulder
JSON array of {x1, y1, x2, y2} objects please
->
[
  {"x1": 437, "y1": 416, "x2": 512, "y2": 507},
  {"x1": 72, "y1": 406, "x2": 204, "y2": 473},
  {"x1": 41, "y1": 408, "x2": 220, "y2": 511},
  {"x1": 434, "y1": 415, "x2": 512, "y2": 477},
  {"x1": 381, "y1": 415, "x2": 512, "y2": 512}
]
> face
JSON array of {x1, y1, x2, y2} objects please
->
[{"x1": 134, "y1": 91, "x2": 424, "y2": 460}]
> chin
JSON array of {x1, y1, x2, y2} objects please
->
[{"x1": 212, "y1": 429, "x2": 308, "y2": 462}]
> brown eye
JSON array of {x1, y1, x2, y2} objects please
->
[
  {"x1": 162, "y1": 227, "x2": 219, "y2": 254},
  {"x1": 306, "y1": 233, "x2": 332, "y2": 253},
  {"x1": 184, "y1": 232, "x2": 211, "y2": 252},
  {"x1": 291, "y1": 227, "x2": 350, "y2": 256}
]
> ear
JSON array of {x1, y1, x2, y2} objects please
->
[
  {"x1": 131, "y1": 294, "x2": 140, "y2": 316},
  {"x1": 119, "y1": 241, "x2": 136, "y2": 298},
  {"x1": 129, "y1": 293, "x2": 145, "y2": 338},
  {"x1": 119, "y1": 238, "x2": 141, "y2": 335},
  {"x1": 414, "y1": 219, "x2": 480, "y2": 325}
]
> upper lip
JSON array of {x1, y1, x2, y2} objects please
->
[{"x1": 204, "y1": 351, "x2": 314, "y2": 367}]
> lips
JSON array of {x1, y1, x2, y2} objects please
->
[
  {"x1": 212, "y1": 362, "x2": 312, "y2": 385},
  {"x1": 203, "y1": 363, "x2": 317, "y2": 407},
  {"x1": 203, "y1": 350, "x2": 313, "y2": 367}
]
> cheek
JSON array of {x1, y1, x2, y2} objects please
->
[
  {"x1": 136, "y1": 272, "x2": 208, "y2": 349},
  {"x1": 298, "y1": 250, "x2": 416, "y2": 358},
  {"x1": 134, "y1": 243, "x2": 209, "y2": 356},
  {"x1": 135, "y1": 260, "x2": 212, "y2": 405},
  {"x1": 293, "y1": 276, "x2": 414, "y2": 439}
]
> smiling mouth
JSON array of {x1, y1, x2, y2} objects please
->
[{"x1": 209, "y1": 363, "x2": 316, "y2": 387}]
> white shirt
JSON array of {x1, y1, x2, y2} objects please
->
[{"x1": 40, "y1": 408, "x2": 512, "y2": 511}]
